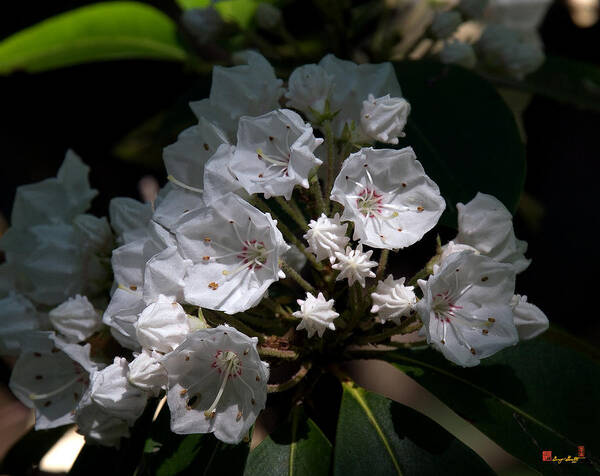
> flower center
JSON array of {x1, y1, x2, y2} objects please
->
[
  {"x1": 357, "y1": 188, "x2": 384, "y2": 217},
  {"x1": 204, "y1": 350, "x2": 242, "y2": 418},
  {"x1": 237, "y1": 240, "x2": 268, "y2": 269}
]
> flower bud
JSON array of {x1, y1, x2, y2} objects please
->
[
  {"x1": 286, "y1": 64, "x2": 333, "y2": 117},
  {"x1": 255, "y1": 3, "x2": 283, "y2": 30},
  {"x1": 360, "y1": 94, "x2": 410, "y2": 145},
  {"x1": 440, "y1": 42, "x2": 477, "y2": 69},
  {"x1": 430, "y1": 11, "x2": 462, "y2": 40},
  {"x1": 128, "y1": 349, "x2": 167, "y2": 396},
  {"x1": 49, "y1": 295, "x2": 102, "y2": 343}
]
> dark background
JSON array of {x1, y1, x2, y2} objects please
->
[{"x1": 0, "y1": 0, "x2": 599, "y2": 345}]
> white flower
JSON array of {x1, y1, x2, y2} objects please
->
[
  {"x1": 190, "y1": 51, "x2": 284, "y2": 138},
  {"x1": 332, "y1": 245, "x2": 378, "y2": 287},
  {"x1": 109, "y1": 197, "x2": 153, "y2": 244},
  {"x1": 9, "y1": 333, "x2": 99, "y2": 430},
  {"x1": 454, "y1": 192, "x2": 530, "y2": 273},
  {"x1": 370, "y1": 275, "x2": 416, "y2": 325},
  {"x1": 430, "y1": 11, "x2": 462, "y2": 39},
  {"x1": 331, "y1": 147, "x2": 445, "y2": 249},
  {"x1": 88, "y1": 357, "x2": 148, "y2": 424},
  {"x1": 416, "y1": 251, "x2": 518, "y2": 367},
  {"x1": 203, "y1": 144, "x2": 245, "y2": 205},
  {"x1": 319, "y1": 55, "x2": 403, "y2": 137},
  {"x1": 49, "y1": 295, "x2": 102, "y2": 343},
  {"x1": 8, "y1": 150, "x2": 97, "y2": 229},
  {"x1": 143, "y1": 246, "x2": 192, "y2": 305},
  {"x1": 511, "y1": 294, "x2": 549, "y2": 340},
  {"x1": 439, "y1": 241, "x2": 480, "y2": 264},
  {"x1": 153, "y1": 186, "x2": 205, "y2": 232},
  {"x1": 128, "y1": 349, "x2": 167, "y2": 396},
  {"x1": 75, "y1": 391, "x2": 130, "y2": 447},
  {"x1": 285, "y1": 64, "x2": 333, "y2": 118},
  {"x1": 304, "y1": 213, "x2": 349, "y2": 264},
  {"x1": 0, "y1": 292, "x2": 40, "y2": 354},
  {"x1": 103, "y1": 287, "x2": 145, "y2": 351},
  {"x1": 163, "y1": 117, "x2": 229, "y2": 192},
  {"x1": 440, "y1": 42, "x2": 477, "y2": 69},
  {"x1": 162, "y1": 326, "x2": 269, "y2": 444},
  {"x1": 293, "y1": 292, "x2": 339, "y2": 338},
  {"x1": 230, "y1": 109, "x2": 323, "y2": 199},
  {"x1": 175, "y1": 193, "x2": 290, "y2": 314},
  {"x1": 135, "y1": 295, "x2": 194, "y2": 353},
  {"x1": 73, "y1": 214, "x2": 113, "y2": 257},
  {"x1": 360, "y1": 94, "x2": 410, "y2": 145}
]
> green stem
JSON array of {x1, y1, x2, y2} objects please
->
[
  {"x1": 258, "y1": 345, "x2": 299, "y2": 360},
  {"x1": 262, "y1": 297, "x2": 297, "y2": 322},
  {"x1": 250, "y1": 196, "x2": 323, "y2": 271},
  {"x1": 376, "y1": 249, "x2": 389, "y2": 281},
  {"x1": 280, "y1": 260, "x2": 315, "y2": 294},
  {"x1": 267, "y1": 362, "x2": 312, "y2": 393},
  {"x1": 340, "y1": 284, "x2": 364, "y2": 339},
  {"x1": 275, "y1": 196, "x2": 308, "y2": 229},
  {"x1": 309, "y1": 175, "x2": 326, "y2": 216}
]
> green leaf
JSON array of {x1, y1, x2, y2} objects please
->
[
  {"x1": 333, "y1": 380, "x2": 495, "y2": 476},
  {"x1": 244, "y1": 405, "x2": 332, "y2": 476},
  {"x1": 394, "y1": 61, "x2": 526, "y2": 226},
  {"x1": 0, "y1": 2, "x2": 187, "y2": 75},
  {"x1": 385, "y1": 338, "x2": 600, "y2": 474},
  {"x1": 141, "y1": 405, "x2": 250, "y2": 475}
]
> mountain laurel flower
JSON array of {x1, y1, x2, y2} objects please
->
[
  {"x1": 304, "y1": 213, "x2": 349, "y2": 264},
  {"x1": 319, "y1": 55, "x2": 403, "y2": 137},
  {"x1": 511, "y1": 294, "x2": 549, "y2": 340},
  {"x1": 49, "y1": 295, "x2": 102, "y2": 343},
  {"x1": 440, "y1": 41, "x2": 477, "y2": 69},
  {"x1": 0, "y1": 293, "x2": 40, "y2": 354},
  {"x1": 135, "y1": 295, "x2": 194, "y2": 353},
  {"x1": 175, "y1": 193, "x2": 290, "y2": 314},
  {"x1": 128, "y1": 349, "x2": 167, "y2": 396},
  {"x1": 231, "y1": 109, "x2": 323, "y2": 199},
  {"x1": 360, "y1": 94, "x2": 411, "y2": 145},
  {"x1": 163, "y1": 117, "x2": 228, "y2": 192},
  {"x1": 439, "y1": 241, "x2": 480, "y2": 264},
  {"x1": 454, "y1": 192, "x2": 530, "y2": 273},
  {"x1": 331, "y1": 147, "x2": 445, "y2": 249},
  {"x1": 9, "y1": 334, "x2": 99, "y2": 430},
  {"x1": 430, "y1": 11, "x2": 463, "y2": 40},
  {"x1": 162, "y1": 326, "x2": 269, "y2": 444},
  {"x1": 416, "y1": 251, "x2": 518, "y2": 367},
  {"x1": 109, "y1": 197, "x2": 153, "y2": 245},
  {"x1": 370, "y1": 275, "x2": 417, "y2": 324},
  {"x1": 103, "y1": 287, "x2": 145, "y2": 351},
  {"x1": 202, "y1": 144, "x2": 246, "y2": 205},
  {"x1": 75, "y1": 390, "x2": 130, "y2": 447},
  {"x1": 285, "y1": 64, "x2": 334, "y2": 118},
  {"x1": 190, "y1": 51, "x2": 284, "y2": 138},
  {"x1": 88, "y1": 357, "x2": 148, "y2": 425},
  {"x1": 293, "y1": 292, "x2": 340, "y2": 338},
  {"x1": 332, "y1": 245, "x2": 378, "y2": 287}
]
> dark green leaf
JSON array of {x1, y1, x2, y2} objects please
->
[
  {"x1": 244, "y1": 405, "x2": 332, "y2": 476},
  {"x1": 333, "y1": 379, "x2": 495, "y2": 476},
  {"x1": 0, "y1": 2, "x2": 187, "y2": 75},
  {"x1": 394, "y1": 61, "x2": 526, "y2": 226},
  {"x1": 0, "y1": 425, "x2": 68, "y2": 474},
  {"x1": 385, "y1": 338, "x2": 600, "y2": 474}
]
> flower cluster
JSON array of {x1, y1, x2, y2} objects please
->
[{"x1": 0, "y1": 52, "x2": 547, "y2": 448}]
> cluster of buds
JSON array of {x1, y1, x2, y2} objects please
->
[{"x1": 0, "y1": 51, "x2": 547, "y2": 448}]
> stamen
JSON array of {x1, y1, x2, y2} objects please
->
[{"x1": 167, "y1": 175, "x2": 203, "y2": 194}]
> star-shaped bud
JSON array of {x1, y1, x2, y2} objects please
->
[
  {"x1": 416, "y1": 251, "x2": 518, "y2": 367},
  {"x1": 162, "y1": 326, "x2": 269, "y2": 444},
  {"x1": 304, "y1": 213, "x2": 349, "y2": 264},
  {"x1": 330, "y1": 147, "x2": 445, "y2": 250},
  {"x1": 370, "y1": 275, "x2": 416, "y2": 325},
  {"x1": 360, "y1": 94, "x2": 410, "y2": 145},
  {"x1": 293, "y1": 292, "x2": 339, "y2": 338},
  {"x1": 231, "y1": 109, "x2": 323, "y2": 199},
  {"x1": 332, "y1": 245, "x2": 377, "y2": 287}
]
